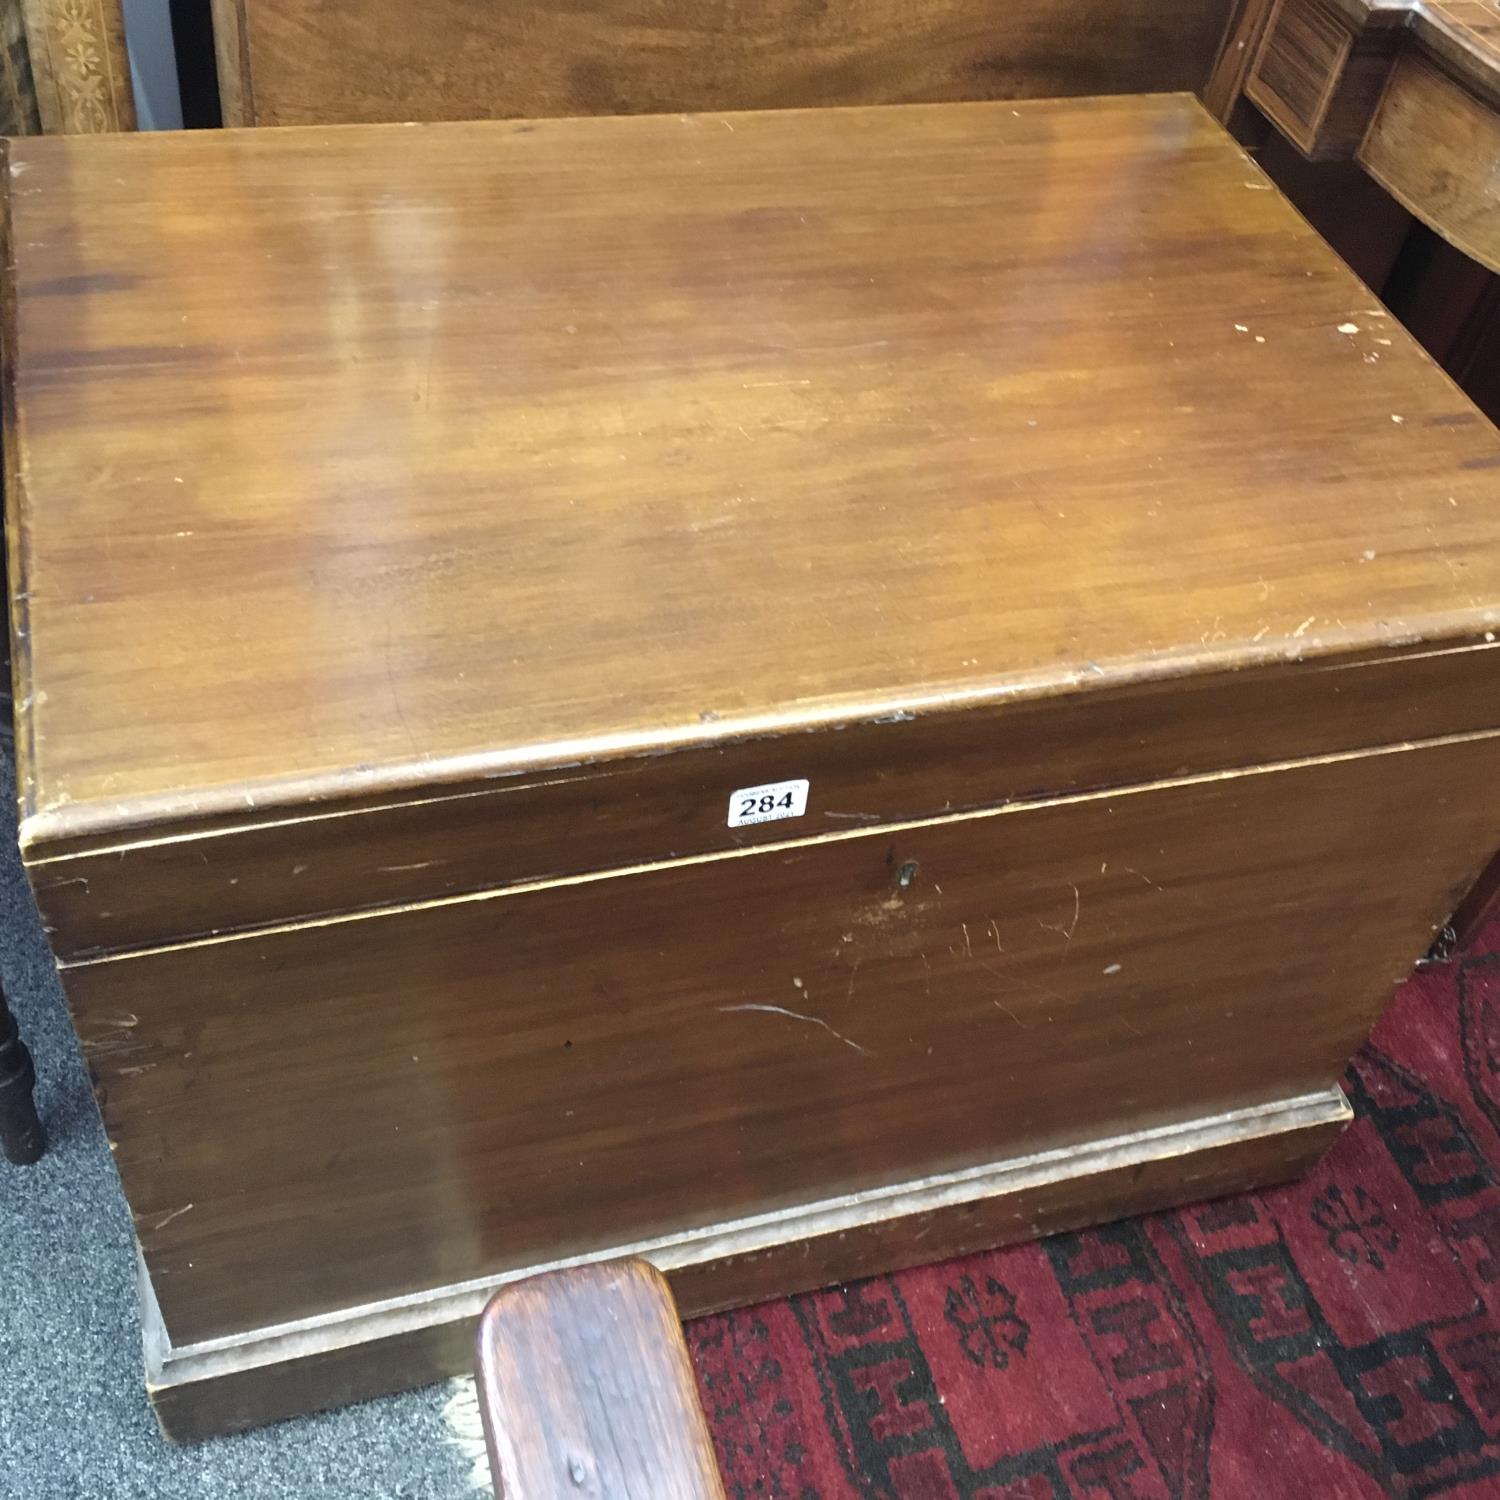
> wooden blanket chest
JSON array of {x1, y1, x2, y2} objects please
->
[{"x1": 6, "y1": 93, "x2": 1500, "y2": 1439}]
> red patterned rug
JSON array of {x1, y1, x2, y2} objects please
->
[{"x1": 687, "y1": 918, "x2": 1500, "y2": 1499}]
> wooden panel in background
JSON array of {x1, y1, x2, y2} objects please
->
[
  {"x1": 1246, "y1": 0, "x2": 1404, "y2": 157},
  {"x1": 1412, "y1": 0, "x2": 1500, "y2": 105},
  {"x1": 1250, "y1": 0, "x2": 1356, "y2": 146},
  {"x1": 208, "y1": 0, "x2": 1235, "y2": 126},
  {"x1": 1359, "y1": 50, "x2": 1500, "y2": 274}
]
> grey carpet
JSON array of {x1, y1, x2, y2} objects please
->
[{"x1": 0, "y1": 749, "x2": 476, "y2": 1500}]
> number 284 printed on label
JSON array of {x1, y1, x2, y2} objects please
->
[{"x1": 727, "y1": 778, "x2": 810, "y2": 828}]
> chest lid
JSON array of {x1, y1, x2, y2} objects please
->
[{"x1": 7, "y1": 95, "x2": 1500, "y2": 957}]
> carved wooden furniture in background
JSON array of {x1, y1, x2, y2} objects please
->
[
  {"x1": 206, "y1": 0, "x2": 1236, "y2": 126},
  {"x1": 1243, "y1": 0, "x2": 1500, "y2": 271},
  {"x1": 7, "y1": 94, "x2": 1500, "y2": 1439},
  {"x1": 10, "y1": 0, "x2": 134, "y2": 132},
  {"x1": 1361, "y1": 47, "x2": 1500, "y2": 275},
  {"x1": 476, "y1": 1261, "x2": 725, "y2": 1500}
]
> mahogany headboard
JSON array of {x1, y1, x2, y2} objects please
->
[{"x1": 209, "y1": 0, "x2": 1238, "y2": 127}]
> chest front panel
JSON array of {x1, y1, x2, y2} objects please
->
[{"x1": 63, "y1": 734, "x2": 1499, "y2": 1345}]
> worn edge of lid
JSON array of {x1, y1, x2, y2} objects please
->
[{"x1": 15, "y1": 625, "x2": 1500, "y2": 864}]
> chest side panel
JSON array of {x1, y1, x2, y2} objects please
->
[{"x1": 60, "y1": 732, "x2": 1500, "y2": 1346}]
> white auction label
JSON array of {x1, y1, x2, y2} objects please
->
[{"x1": 727, "y1": 778, "x2": 810, "y2": 828}]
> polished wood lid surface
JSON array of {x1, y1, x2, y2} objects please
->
[{"x1": 7, "y1": 94, "x2": 1500, "y2": 850}]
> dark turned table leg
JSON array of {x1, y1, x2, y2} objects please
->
[{"x1": 0, "y1": 979, "x2": 44, "y2": 1165}]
